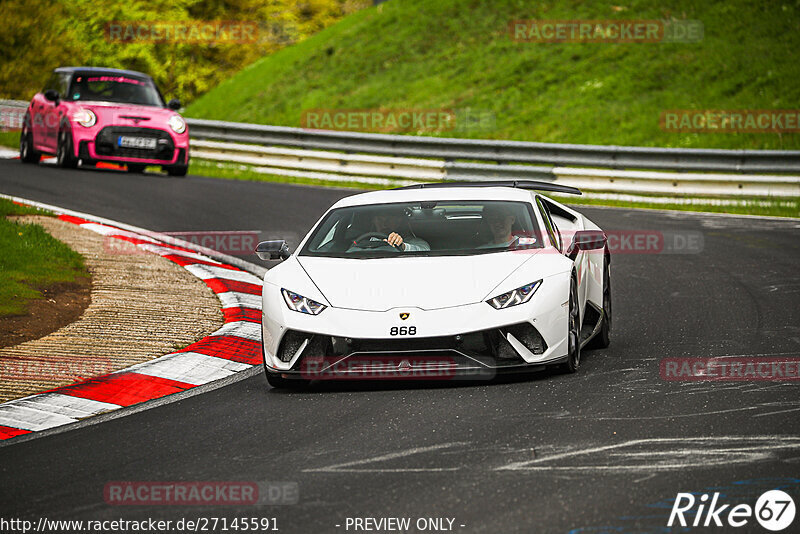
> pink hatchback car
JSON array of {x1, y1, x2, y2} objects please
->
[{"x1": 20, "y1": 67, "x2": 190, "y2": 176}]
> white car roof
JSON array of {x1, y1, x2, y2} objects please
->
[{"x1": 332, "y1": 186, "x2": 537, "y2": 209}]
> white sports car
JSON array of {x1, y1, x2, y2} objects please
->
[{"x1": 257, "y1": 181, "x2": 611, "y2": 388}]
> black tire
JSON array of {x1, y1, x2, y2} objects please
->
[
  {"x1": 561, "y1": 275, "x2": 581, "y2": 373},
  {"x1": 586, "y1": 255, "x2": 612, "y2": 349},
  {"x1": 126, "y1": 164, "x2": 146, "y2": 173},
  {"x1": 165, "y1": 164, "x2": 188, "y2": 177},
  {"x1": 19, "y1": 118, "x2": 41, "y2": 163},
  {"x1": 56, "y1": 128, "x2": 78, "y2": 168}
]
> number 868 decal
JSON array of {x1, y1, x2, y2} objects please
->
[{"x1": 390, "y1": 326, "x2": 416, "y2": 336}]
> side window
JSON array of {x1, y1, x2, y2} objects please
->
[
  {"x1": 57, "y1": 74, "x2": 71, "y2": 97},
  {"x1": 536, "y1": 197, "x2": 561, "y2": 252}
]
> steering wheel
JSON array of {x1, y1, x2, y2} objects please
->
[{"x1": 351, "y1": 231, "x2": 401, "y2": 250}]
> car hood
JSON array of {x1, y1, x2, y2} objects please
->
[
  {"x1": 296, "y1": 251, "x2": 542, "y2": 311},
  {"x1": 70, "y1": 101, "x2": 177, "y2": 127}
]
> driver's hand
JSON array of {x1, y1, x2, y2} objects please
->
[{"x1": 384, "y1": 232, "x2": 405, "y2": 250}]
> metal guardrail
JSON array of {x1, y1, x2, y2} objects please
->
[
  {"x1": 186, "y1": 118, "x2": 800, "y2": 174},
  {"x1": 192, "y1": 140, "x2": 800, "y2": 197},
  {"x1": 3, "y1": 99, "x2": 799, "y2": 196},
  {"x1": 0, "y1": 100, "x2": 28, "y2": 131},
  {"x1": 0, "y1": 100, "x2": 29, "y2": 107}
]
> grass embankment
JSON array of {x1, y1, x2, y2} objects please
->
[
  {"x1": 187, "y1": 0, "x2": 800, "y2": 150},
  {"x1": 0, "y1": 132, "x2": 19, "y2": 149},
  {"x1": 183, "y1": 0, "x2": 798, "y2": 217},
  {"x1": 0, "y1": 198, "x2": 88, "y2": 317}
]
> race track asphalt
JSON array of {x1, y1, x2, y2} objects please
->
[{"x1": 1, "y1": 160, "x2": 799, "y2": 533}]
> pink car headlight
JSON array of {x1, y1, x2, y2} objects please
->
[
  {"x1": 168, "y1": 115, "x2": 186, "y2": 134},
  {"x1": 72, "y1": 109, "x2": 97, "y2": 128}
]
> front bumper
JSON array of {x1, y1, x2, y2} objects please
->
[
  {"x1": 261, "y1": 276, "x2": 570, "y2": 380},
  {"x1": 75, "y1": 126, "x2": 189, "y2": 165}
]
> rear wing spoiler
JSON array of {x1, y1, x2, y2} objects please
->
[{"x1": 395, "y1": 180, "x2": 582, "y2": 195}]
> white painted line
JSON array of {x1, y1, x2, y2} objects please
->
[
  {"x1": 218, "y1": 291, "x2": 262, "y2": 310},
  {"x1": 125, "y1": 352, "x2": 251, "y2": 385},
  {"x1": 304, "y1": 442, "x2": 469, "y2": 473},
  {"x1": 495, "y1": 436, "x2": 800, "y2": 472},
  {"x1": 211, "y1": 321, "x2": 262, "y2": 341},
  {"x1": 184, "y1": 263, "x2": 262, "y2": 285}
]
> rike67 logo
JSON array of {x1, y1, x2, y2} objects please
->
[{"x1": 668, "y1": 490, "x2": 795, "y2": 531}]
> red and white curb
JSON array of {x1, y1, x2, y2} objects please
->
[
  {"x1": 0, "y1": 147, "x2": 21, "y2": 159},
  {"x1": 0, "y1": 201, "x2": 264, "y2": 442}
]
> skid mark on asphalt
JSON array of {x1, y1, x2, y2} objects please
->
[
  {"x1": 496, "y1": 436, "x2": 800, "y2": 473},
  {"x1": 303, "y1": 437, "x2": 800, "y2": 475}
]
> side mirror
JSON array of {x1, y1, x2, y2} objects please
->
[
  {"x1": 256, "y1": 240, "x2": 291, "y2": 261},
  {"x1": 567, "y1": 230, "x2": 606, "y2": 261},
  {"x1": 44, "y1": 90, "x2": 60, "y2": 103},
  {"x1": 167, "y1": 98, "x2": 182, "y2": 110}
]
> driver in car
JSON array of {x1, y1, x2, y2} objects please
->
[
  {"x1": 352, "y1": 208, "x2": 430, "y2": 252},
  {"x1": 479, "y1": 204, "x2": 519, "y2": 248}
]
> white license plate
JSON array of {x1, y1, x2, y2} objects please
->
[{"x1": 117, "y1": 136, "x2": 157, "y2": 150}]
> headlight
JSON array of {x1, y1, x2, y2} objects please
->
[
  {"x1": 487, "y1": 280, "x2": 542, "y2": 309},
  {"x1": 73, "y1": 109, "x2": 96, "y2": 127},
  {"x1": 281, "y1": 289, "x2": 326, "y2": 315},
  {"x1": 168, "y1": 115, "x2": 186, "y2": 134}
]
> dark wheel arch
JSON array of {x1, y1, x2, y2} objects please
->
[
  {"x1": 56, "y1": 126, "x2": 78, "y2": 168},
  {"x1": 560, "y1": 271, "x2": 581, "y2": 373},
  {"x1": 586, "y1": 250, "x2": 611, "y2": 350}
]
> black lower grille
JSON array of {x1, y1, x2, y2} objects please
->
[
  {"x1": 277, "y1": 323, "x2": 548, "y2": 371},
  {"x1": 94, "y1": 126, "x2": 174, "y2": 160},
  {"x1": 335, "y1": 323, "x2": 547, "y2": 367}
]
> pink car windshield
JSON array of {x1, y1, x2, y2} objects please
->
[{"x1": 67, "y1": 74, "x2": 163, "y2": 107}]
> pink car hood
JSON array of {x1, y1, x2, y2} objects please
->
[{"x1": 68, "y1": 101, "x2": 178, "y2": 129}]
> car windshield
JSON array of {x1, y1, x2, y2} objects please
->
[
  {"x1": 66, "y1": 74, "x2": 164, "y2": 107},
  {"x1": 300, "y1": 200, "x2": 544, "y2": 258}
]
